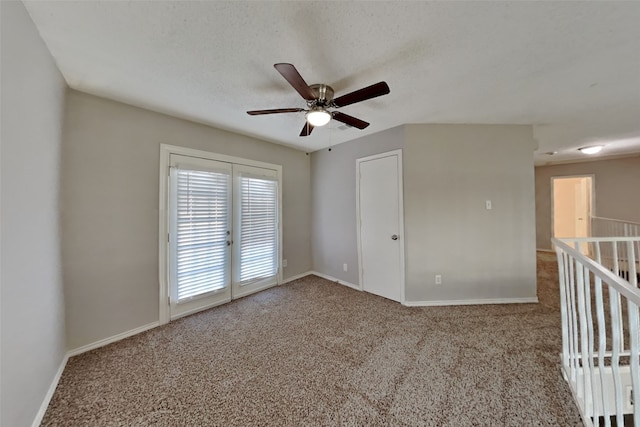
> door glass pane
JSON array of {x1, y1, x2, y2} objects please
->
[
  {"x1": 175, "y1": 169, "x2": 230, "y2": 300},
  {"x1": 238, "y1": 175, "x2": 278, "y2": 283}
]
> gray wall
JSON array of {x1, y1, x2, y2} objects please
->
[
  {"x1": 535, "y1": 156, "x2": 640, "y2": 250},
  {"x1": 1, "y1": 2, "x2": 67, "y2": 426},
  {"x1": 311, "y1": 126, "x2": 405, "y2": 283},
  {"x1": 403, "y1": 125, "x2": 537, "y2": 302},
  {"x1": 311, "y1": 124, "x2": 537, "y2": 303},
  {"x1": 62, "y1": 91, "x2": 311, "y2": 350}
]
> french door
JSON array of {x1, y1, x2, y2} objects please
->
[
  {"x1": 232, "y1": 165, "x2": 279, "y2": 298},
  {"x1": 167, "y1": 152, "x2": 279, "y2": 320}
]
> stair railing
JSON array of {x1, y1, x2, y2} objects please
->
[
  {"x1": 591, "y1": 216, "x2": 640, "y2": 238},
  {"x1": 553, "y1": 236, "x2": 640, "y2": 427}
]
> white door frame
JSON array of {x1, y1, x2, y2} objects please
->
[
  {"x1": 159, "y1": 144, "x2": 283, "y2": 325},
  {"x1": 550, "y1": 174, "x2": 596, "y2": 239},
  {"x1": 356, "y1": 149, "x2": 406, "y2": 304}
]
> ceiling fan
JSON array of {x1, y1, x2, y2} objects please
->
[{"x1": 247, "y1": 63, "x2": 390, "y2": 137}]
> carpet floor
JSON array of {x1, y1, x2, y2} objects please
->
[{"x1": 42, "y1": 252, "x2": 583, "y2": 426}]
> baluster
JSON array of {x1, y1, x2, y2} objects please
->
[
  {"x1": 630, "y1": 299, "x2": 640, "y2": 427},
  {"x1": 630, "y1": 240, "x2": 638, "y2": 288},
  {"x1": 628, "y1": 240, "x2": 640, "y2": 426},
  {"x1": 576, "y1": 259, "x2": 592, "y2": 413},
  {"x1": 582, "y1": 265, "x2": 598, "y2": 419},
  {"x1": 635, "y1": 239, "x2": 640, "y2": 285},
  {"x1": 613, "y1": 242, "x2": 625, "y2": 352},
  {"x1": 610, "y1": 286, "x2": 624, "y2": 423},
  {"x1": 568, "y1": 253, "x2": 579, "y2": 384},
  {"x1": 558, "y1": 250, "x2": 570, "y2": 371},
  {"x1": 594, "y1": 244, "x2": 611, "y2": 425}
]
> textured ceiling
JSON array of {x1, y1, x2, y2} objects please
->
[{"x1": 23, "y1": 1, "x2": 640, "y2": 164}]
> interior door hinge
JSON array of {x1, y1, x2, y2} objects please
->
[
  {"x1": 167, "y1": 296, "x2": 171, "y2": 306},
  {"x1": 168, "y1": 233, "x2": 170, "y2": 242}
]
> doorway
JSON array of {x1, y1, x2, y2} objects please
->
[
  {"x1": 159, "y1": 145, "x2": 282, "y2": 322},
  {"x1": 551, "y1": 175, "x2": 594, "y2": 250},
  {"x1": 356, "y1": 149, "x2": 405, "y2": 303}
]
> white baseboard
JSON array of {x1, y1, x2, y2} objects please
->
[
  {"x1": 32, "y1": 321, "x2": 161, "y2": 425},
  {"x1": 67, "y1": 321, "x2": 160, "y2": 357},
  {"x1": 403, "y1": 297, "x2": 539, "y2": 307},
  {"x1": 281, "y1": 271, "x2": 313, "y2": 284},
  {"x1": 31, "y1": 287, "x2": 535, "y2": 426},
  {"x1": 32, "y1": 353, "x2": 69, "y2": 427},
  {"x1": 537, "y1": 248, "x2": 555, "y2": 253},
  {"x1": 309, "y1": 271, "x2": 362, "y2": 291},
  {"x1": 34, "y1": 321, "x2": 160, "y2": 425},
  {"x1": 32, "y1": 270, "x2": 361, "y2": 426}
]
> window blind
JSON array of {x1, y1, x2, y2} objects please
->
[
  {"x1": 238, "y1": 175, "x2": 278, "y2": 283},
  {"x1": 175, "y1": 169, "x2": 230, "y2": 301}
]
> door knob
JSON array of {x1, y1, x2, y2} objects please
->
[{"x1": 391, "y1": 234, "x2": 399, "y2": 240}]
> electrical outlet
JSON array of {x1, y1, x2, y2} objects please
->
[
  {"x1": 435, "y1": 274, "x2": 442, "y2": 285},
  {"x1": 282, "y1": 259, "x2": 287, "y2": 268},
  {"x1": 485, "y1": 200, "x2": 492, "y2": 210},
  {"x1": 343, "y1": 263, "x2": 348, "y2": 272}
]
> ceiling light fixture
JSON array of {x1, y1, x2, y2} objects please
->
[
  {"x1": 578, "y1": 145, "x2": 604, "y2": 155},
  {"x1": 306, "y1": 108, "x2": 331, "y2": 127}
]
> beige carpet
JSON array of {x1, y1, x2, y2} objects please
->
[{"x1": 42, "y1": 252, "x2": 582, "y2": 426}]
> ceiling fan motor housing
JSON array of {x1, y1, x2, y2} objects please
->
[{"x1": 309, "y1": 84, "x2": 334, "y2": 107}]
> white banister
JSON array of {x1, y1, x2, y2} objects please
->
[
  {"x1": 592, "y1": 216, "x2": 640, "y2": 238},
  {"x1": 553, "y1": 236, "x2": 640, "y2": 426}
]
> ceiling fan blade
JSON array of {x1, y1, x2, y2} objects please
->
[
  {"x1": 274, "y1": 63, "x2": 317, "y2": 101},
  {"x1": 332, "y1": 111, "x2": 370, "y2": 130},
  {"x1": 300, "y1": 122, "x2": 314, "y2": 137},
  {"x1": 332, "y1": 82, "x2": 390, "y2": 108},
  {"x1": 247, "y1": 108, "x2": 304, "y2": 115}
]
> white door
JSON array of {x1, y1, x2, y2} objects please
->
[
  {"x1": 232, "y1": 164, "x2": 279, "y2": 298},
  {"x1": 357, "y1": 150, "x2": 405, "y2": 303},
  {"x1": 167, "y1": 155, "x2": 281, "y2": 320},
  {"x1": 169, "y1": 154, "x2": 232, "y2": 319},
  {"x1": 552, "y1": 175, "x2": 593, "y2": 255},
  {"x1": 575, "y1": 178, "x2": 591, "y2": 237}
]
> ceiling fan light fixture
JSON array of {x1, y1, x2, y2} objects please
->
[
  {"x1": 579, "y1": 145, "x2": 604, "y2": 155},
  {"x1": 247, "y1": 64, "x2": 388, "y2": 136},
  {"x1": 306, "y1": 109, "x2": 331, "y2": 127}
]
